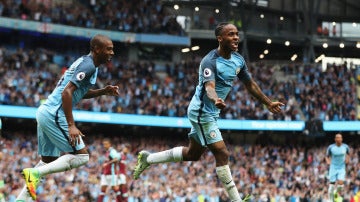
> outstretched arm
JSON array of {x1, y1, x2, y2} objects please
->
[
  {"x1": 83, "y1": 85, "x2": 119, "y2": 99},
  {"x1": 243, "y1": 79, "x2": 284, "y2": 113}
]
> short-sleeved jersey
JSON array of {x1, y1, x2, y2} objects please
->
[
  {"x1": 188, "y1": 49, "x2": 251, "y2": 121},
  {"x1": 326, "y1": 143, "x2": 350, "y2": 169},
  {"x1": 102, "y1": 147, "x2": 120, "y2": 175},
  {"x1": 42, "y1": 54, "x2": 98, "y2": 116}
]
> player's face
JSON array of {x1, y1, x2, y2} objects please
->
[
  {"x1": 102, "y1": 141, "x2": 111, "y2": 150},
  {"x1": 218, "y1": 24, "x2": 239, "y2": 52},
  {"x1": 335, "y1": 134, "x2": 342, "y2": 144},
  {"x1": 98, "y1": 40, "x2": 114, "y2": 64},
  {"x1": 122, "y1": 147, "x2": 129, "y2": 154}
]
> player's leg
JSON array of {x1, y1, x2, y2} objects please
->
[
  {"x1": 112, "y1": 185, "x2": 121, "y2": 202},
  {"x1": 109, "y1": 174, "x2": 121, "y2": 202},
  {"x1": 133, "y1": 137, "x2": 205, "y2": 179},
  {"x1": 204, "y1": 120, "x2": 244, "y2": 202},
  {"x1": 328, "y1": 167, "x2": 336, "y2": 202},
  {"x1": 335, "y1": 168, "x2": 346, "y2": 200},
  {"x1": 19, "y1": 118, "x2": 59, "y2": 201},
  {"x1": 119, "y1": 184, "x2": 128, "y2": 202},
  {"x1": 34, "y1": 114, "x2": 89, "y2": 175},
  {"x1": 97, "y1": 175, "x2": 109, "y2": 202},
  {"x1": 22, "y1": 112, "x2": 89, "y2": 199},
  {"x1": 133, "y1": 121, "x2": 206, "y2": 179},
  {"x1": 118, "y1": 174, "x2": 128, "y2": 202},
  {"x1": 145, "y1": 119, "x2": 207, "y2": 163}
]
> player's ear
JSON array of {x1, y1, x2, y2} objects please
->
[
  {"x1": 94, "y1": 44, "x2": 104, "y2": 54},
  {"x1": 217, "y1": 35, "x2": 222, "y2": 42}
]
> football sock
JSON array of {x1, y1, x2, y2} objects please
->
[
  {"x1": 121, "y1": 186, "x2": 128, "y2": 202},
  {"x1": 216, "y1": 165, "x2": 242, "y2": 202},
  {"x1": 328, "y1": 184, "x2": 335, "y2": 201},
  {"x1": 146, "y1": 146, "x2": 183, "y2": 164},
  {"x1": 116, "y1": 191, "x2": 122, "y2": 202},
  {"x1": 337, "y1": 184, "x2": 344, "y2": 194},
  {"x1": 37, "y1": 154, "x2": 89, "y2": 176},
  {"x1": 97, "y1": 192, "x2": 105, "y2": 202},
  {"x1": 16, "y1": 160, "x2": 46, "y2": 201}
]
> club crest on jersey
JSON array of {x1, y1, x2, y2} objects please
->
[
  {"x1": 203, "y1": 68, "x2": 212, "y2": 77},
  {"x1": 236, "y1": 67, "x2": 241, "y2": 75},
  {"x1": 210, "y1": 131, "x2": 217, "y2": 139},
  {"x1": 76, "y1": 72, "x2": 86, "y2": 81}
]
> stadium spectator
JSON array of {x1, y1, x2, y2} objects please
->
[{"x1": 0, "y1": 0, "x2": 184, "y2": 36}]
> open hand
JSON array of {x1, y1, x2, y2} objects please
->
[
  {"x1": 68, "y1": 125, "x2": 85, "y2": 146},
  {"x1": 267, "y1": 102, "x2": 285, "y2": 114},
  {"x1": 103, "y1": 85, "x2": 120, "y2": 96},
  {"x1": 215, "y1": 98, "x2": 226, "y2": 110}
]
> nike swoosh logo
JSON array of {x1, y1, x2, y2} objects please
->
[
  {"x1": 225, "y1": 180, "x2": 232, "y2": 185},
  {"x1": 28, "y1": 171, "x2": 32, "y2": 183}
]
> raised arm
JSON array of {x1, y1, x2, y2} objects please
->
[
  {"x1": 243, "y1": 79, "x2": 284, "y2": 114},
  {"x1": 83, "y1": 85, "x2": 119, "y2": 99}
]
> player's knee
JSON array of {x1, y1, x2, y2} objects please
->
[
  {"x1": 216, "y1": 147, "x2": 230, "y2": 159},
  {"x1": 188, "y1": 153, "x2": 202, "y2": 161},
  {"x1": 41, "y1": 156, "x2": 58, "y2": 163},
  {"x1": 213, "y1": 147, "x2": 230, "y2": 165},
  {"x1": 183, "y1": 149, "x2": 202, "y2": 161}
]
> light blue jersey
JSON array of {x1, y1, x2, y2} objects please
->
[
  {"x1": 187, "y1": 50, "x2": 251, "y2": 146},
  {"x1": 327, "y1": 143, "x2": 349, "y2": 169},
  {"x1": 36, "y1": 54, "x2": 98, "y2": 156},
  {"x1": 188, "y1": 49, "x2": 251, "y2": 122},
  {"x1": 326, "y1": 143, "x2": 349, "y2": 182},
  {"x1": 43, "y1": 54, "x2": 98, "y2": 116}
]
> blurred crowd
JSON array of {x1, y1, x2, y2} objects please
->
[
  {"x1": 0, "y1": 0, "x2": 184, "y2": 35},
  {"x1": 0, "y1": 132, "x2": 359, "y2": 202},
  {"x1": 0, "y1": 47, "x2": 357, "y2": 121},
  {"x1": 280, "y1": 63, "x2": 357, "y2": 121}
]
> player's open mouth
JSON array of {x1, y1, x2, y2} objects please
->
[{"x1": 232, "y1": 42, "x2": 238, "y2": 49}]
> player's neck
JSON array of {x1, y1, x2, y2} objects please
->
[
  {"x1": 335, "y1": 142, "x2": 342, "y2": 146},
  {"x1": 90, "y1": 52, "x2": 101, "y2": 67},
  {"x1": 217, "y1": 47, "x2": 231, "y2": 59}
]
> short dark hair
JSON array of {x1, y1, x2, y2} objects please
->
[
  {"x1": 103, "y1": 138, "x2": 111, "y2": 143},
  {"x1": 90, "y1": 34, "x2": 110, "y2": 51},
  {"x1": 215, "y1": 22, "x2": 231, "y2": 37}
]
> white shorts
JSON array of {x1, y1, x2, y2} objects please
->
[
  {"x1": 100, "y1": 174, "x2": 119, "y2": 186},
  {"x1": 118, "y1": 174, "x2": 126, "y2": 185}
]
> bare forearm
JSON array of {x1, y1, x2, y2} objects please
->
[
  {"x1": 246, "y1": 80, "x2": 272, "y2": 106},
  {"x1": 62, "y1": 89, "x2": 75, "y2": 126},
  {"x1": 109, "y1": 158, "x2": 119, "y2": 164},
  {"x1": 325, "y1": 157, "x2": 331, "y2": 164},
  {"x1": 206, "y1": 86, "x2": 219, "y2": 103},
  {"x1": 83, "y1": 89, "x2": 105, "y2": 99}
]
